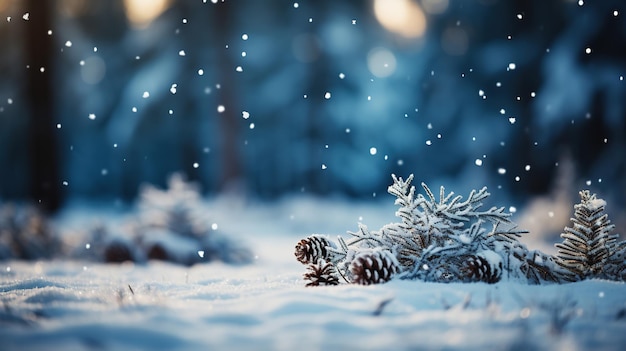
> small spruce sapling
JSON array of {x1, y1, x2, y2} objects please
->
[
  {"x1": 136, "y1": 174, "x2": 252, "y2": 265},
  {"x1": 555, "y1": 190, "x2": 623, "y2": 281},
  {"x1": 85, "y1": 174, "x2": 251, "y2": 265}
]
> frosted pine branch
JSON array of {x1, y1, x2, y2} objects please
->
[{"x1": 345, "y1": 223, "x2": 389, "y2": 249}]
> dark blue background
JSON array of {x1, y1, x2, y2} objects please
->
[{"x1": 0, "y1": 0, "x2": 624, "y2": 218}]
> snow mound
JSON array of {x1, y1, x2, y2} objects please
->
[{"x1": 1, "y1": 260, "x2": 625, "y2": 350}]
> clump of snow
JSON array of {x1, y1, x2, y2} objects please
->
[{"x1": 586, "y1": 198, "x2": 606, "y2": 211}]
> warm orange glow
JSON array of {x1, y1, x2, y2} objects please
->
[
  {"x1": 0, "y1": 0, "x2": 14, "y2": 14},
  {"x1": 123, "y1": 0, "x2": 172, "y2": 29},
  {"x1": 57, "y1": 0, "x2": 88, "y2": 18},
  {"x1": 422, "y1": 0, "x2": 449, "y2": 15},
  {"x1": 373, "y1": 0, "x2": 427, "y2": 39}
]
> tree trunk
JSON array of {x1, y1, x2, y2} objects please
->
[
  {"x1": 24, "y1": 0, "x2": 62, "y2": 212},
  {"x1": 213, "y1": 1, "x2": 242, "y2": 192}
]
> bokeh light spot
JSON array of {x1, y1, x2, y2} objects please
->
[
  {"x1": 367, "y1": 47, "x2": 397, "y2": 78},
  {"x1": 373, "y1": 0, "x2": 427, "y2": 39}
]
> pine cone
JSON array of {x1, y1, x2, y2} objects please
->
[
  {"x1": 104, "y1": 240, "x2": 134, "y2": 263},
  {"x1": 303, "y1": 260, "x2": 340, "y2": 287},
  {"x1": 460, "y1": 251, "x2": 502, "y2": 284},
  {"x1": 146, "y1": 243, "x2": 168, "y2": 261},
  {"x1": 295, "y1": 235, "x2": 333, "y2": 264},
  {"x1": 350, "y1": 249, "x2": 399, "y2": 285}
]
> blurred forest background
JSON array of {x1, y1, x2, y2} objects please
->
[{"x1": 1, "y1": 0, "x2": 625, "y2": 230}]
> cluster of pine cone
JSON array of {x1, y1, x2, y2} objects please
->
[
  {"x1": 295, "y1": 235, "x2": 398, "y2": 286},
  {"x1": 295, "y1": 235, "x2": 503, "y2": 286}
]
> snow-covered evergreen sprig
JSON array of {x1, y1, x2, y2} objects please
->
[
  {"x1": 401, "y1": 243, "x2": 467, "y2": 282},
  {"x1": 385, "y1": 175, "x2": 526, "y2": 277},
  {"x1": 138, "y1": 173, "x2": 208, "y2": 239},
  {"x1": 555, "y1": 190, "x2": 621, "y2": 281},
  {"x1": 386, "y1": 175, "x2": 524, "y2": 256},
  {"x1": 506, "y1": 241, "x2": 565, "y2": 284},
  {"x1": 294, "y1": 174, "x2": 531, "y2": 285}
]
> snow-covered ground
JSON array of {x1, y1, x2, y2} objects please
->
[{"x1": 1, "y1": 196, "x2": 625, "y2": 350}]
